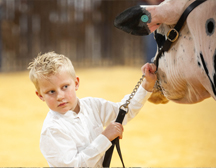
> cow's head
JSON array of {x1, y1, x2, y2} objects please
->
[{"x1": 114, "y1": 0, "x2": 216, "y2": 104}]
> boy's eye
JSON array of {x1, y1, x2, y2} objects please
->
[
  {"x1": 63, "y1": 85, "x2": 68, "y2": 89},
  {"x1": 48, "y1": 90, "x2": 55, "y2": 94}
]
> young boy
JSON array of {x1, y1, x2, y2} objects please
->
[{"x1": 28, "y1": 52, "x2": 157, "y2": 167}]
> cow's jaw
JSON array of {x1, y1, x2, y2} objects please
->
[{"x1": 156, "y1": 67, "x2": 211, "y2": 104}]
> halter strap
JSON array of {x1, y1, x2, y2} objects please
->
[{"x1": 154, "y1": 0, "x2": 207, "y2": 70}]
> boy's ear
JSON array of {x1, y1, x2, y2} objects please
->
[
  {"x1": 36, "y1": 91, "x2": 45, "y2": 101},
  {"x1": 75, "y1": 76, "x2": 80, "y2": 91}
]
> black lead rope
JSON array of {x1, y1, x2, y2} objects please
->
[
  {"x1": 103, "y1": 0, "x2": 207, "y2": 167},
  {"x1": 154, "y1": 0, "x2": 207, "y2": 70},
  {"x1": 103, "y1": 75, "x2": 145, "y2": 167},
  {"x1": 103, "y1": 109, "x2": 127, "y2": 168}
]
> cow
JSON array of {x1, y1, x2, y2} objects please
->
[{"x1": 114, "y1": 0, "x2": 216, "y2": 104}]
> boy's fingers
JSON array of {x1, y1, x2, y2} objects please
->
[
  {"x1": 142, "y1": 63, "x2": 157, "y2": 74},
  {"x1": 115, "y1": 123, "x2": 122, "y2": 132},
  {"x1": 145, "y1": 66, "x2": 151, "y2": 77},
  {"x1": 114, "y1": 123, "x2": 124, "y2": 139},
  {"x1": 121, "y1": 124, "x2": 124, "y2": 132},
  {"x1": 150, "y1": 63, "x2": 157, "y2": 73},
  {"x1": 141, "y1": 63, "x2": 148, "y2": 73}
]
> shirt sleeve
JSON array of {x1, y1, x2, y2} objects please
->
[
  {"x1": 40, "y1": 126, "x2": 112, "y2": 167},
  {"x1": 122, "y1": 85, "x2": 151, "y2": 125},
  {"x1": 93, "y1": 85, "x2": 151, "y2": 127}
]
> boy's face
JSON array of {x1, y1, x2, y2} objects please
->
[{"x1": 36, "y1": 71, "x2": 79, "y2": 114}]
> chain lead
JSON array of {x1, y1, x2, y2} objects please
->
[{"x1": 120, "y1": 74, "x2": 145, "y2": 113}]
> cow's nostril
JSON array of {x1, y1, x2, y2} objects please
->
[
  {"x1": 206, "y1": 18, "x2": 215, "y2": 36},
  {"x1": 208, "y1": 22, "x2": 214, "y2": 33}
]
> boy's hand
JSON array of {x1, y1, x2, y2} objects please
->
[
  {"x1": 141, "y1": 63, "x2": 157, "y2": 92},
  {"x1": 102, "y1": 122, "x2": 124, "y2": 141}
]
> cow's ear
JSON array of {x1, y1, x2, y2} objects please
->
[{"x1": 114, "y1": 5, "x2": 161, "y2": 36}]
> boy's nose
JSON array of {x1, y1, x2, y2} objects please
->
[{"x1": 57, "y1": 91, "x2": 64, "y2": 101}]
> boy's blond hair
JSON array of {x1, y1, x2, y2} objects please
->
[{"x1": 28, "y1": 52, "x2": 76, "y2": 92}]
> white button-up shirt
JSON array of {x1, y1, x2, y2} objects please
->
[{"x1": 40, "y1": 86, "x2": 150, "y2": 167}]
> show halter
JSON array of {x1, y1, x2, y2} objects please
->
[{"x1": 154, "y1": 0, "x2": 207, "y2": 71}]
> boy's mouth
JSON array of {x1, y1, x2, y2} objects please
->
[{"x1": 58, "y1": 102, "x2": 67, "y2": 107}]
